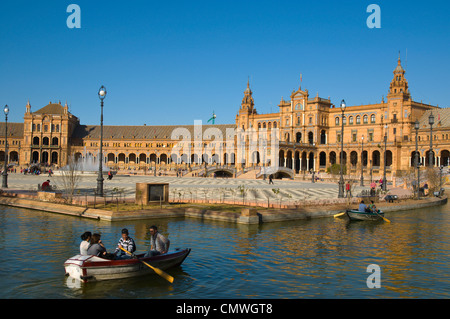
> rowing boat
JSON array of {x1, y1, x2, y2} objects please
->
[
  {"x1": 64, "y1": 248, "x2": 190, "y2": 282},
  {"x1": 345, "y1": 209, "x2": 385, "y2": 221}
]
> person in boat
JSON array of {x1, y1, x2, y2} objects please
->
[
  {"x1": 80, "y1": 231, "x2": 92, "y2": 255},
  {"x1": 359, "y1": 200, "x2": 368, "y2": 212},
  {"x1": 114, "y1": 228, "x2": 136, "y2": 259},
  {"x1": 144, "y1": 225, "x2": 170, "y2": 257},
  {"x1": 369, "y1": 200, "x2": 379, "y2": 213},
  {"x1": 87, "y1": 233, "x2": 115, "y2": 260}
]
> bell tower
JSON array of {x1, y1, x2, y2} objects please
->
[
  {"x1": 241, "y1": 79, "x2": 255, "y2": 112},
  {"x1": 387, "y1": 55, "x2": 411, "y2": 101},
  {"x1": 236, "y1": 79, "x2": 257, "y2": 131}
]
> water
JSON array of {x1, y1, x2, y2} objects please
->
[{"x1": 0, "y1": 202, "x2": 448, "y2": 299}]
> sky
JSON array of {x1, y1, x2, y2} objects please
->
[{"x1": 0, "y1": 0, "x2": 449, "y2": 126}]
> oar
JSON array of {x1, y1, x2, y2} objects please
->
[
  {"x1": 119, "y1": 247, "x2": 174, "y2": 283},
  {"x1": 334, "y1": 212, "x2": 346, "y2": 218},
  {"x1": 374, "y1": 210, "x2": 391, "y2": 223}
]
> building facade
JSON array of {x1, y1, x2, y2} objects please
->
[{"x1": 1, "y1": 57, "x2": 448, "y2": 177}]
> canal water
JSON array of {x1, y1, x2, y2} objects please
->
[{"x1": 0, "y1": 202, "x2": 448, "y2": 299}]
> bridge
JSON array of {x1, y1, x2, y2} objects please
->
[{"x1": 256, "y1": 166, "x2": 294, "y2": 179}]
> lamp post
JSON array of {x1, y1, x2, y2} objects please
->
[
  {"x1": 414, "y1": 120, "x2": 420, "y2": 199},
  {"x1": 338, "y1": 99, "x2": 346, "y2": 198},
  {"x1": 97, "y1": 85, "x2": 107, "y2": 196},
  {"x1": 360, "y1": 135, "x2": 364, "y2": 186},
  {"x1": 263, "y1": 145, "x2": 266, "y2": 180},
  {"x1": 428, "y1": 112, "x2": 434, "y2": 167},
  {"x1": 2, "y1": 105, "x2": 9, "y2": 188},
  {"x1": 383, "y1": 124, "x2": 387, "y2": 192}
]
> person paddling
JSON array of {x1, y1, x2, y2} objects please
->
[{"x1": 114, "y1": 228, "x2": 136, "y2": 259}]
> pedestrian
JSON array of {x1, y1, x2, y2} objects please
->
[
  {"x1": 144, "y1": 225, "x2": 170, "y2": 257},
  {"x1": 41, "y1": 179, "x2": 51, "y2": 191},
  {"x1": 269, "y1": 175, "x2": 274, "y2": 184},
  {"x1": 345, "y1": 181, "x2": 351, "y2": 197}
]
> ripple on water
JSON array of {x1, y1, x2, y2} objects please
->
[{"x1": 0, "y1": 205, "x2": 449, "y2": 298}]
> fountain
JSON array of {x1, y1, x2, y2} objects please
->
[{"x1": 54, "y1": 148, "x2": 109, "y2": 176}]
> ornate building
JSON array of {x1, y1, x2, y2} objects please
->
[{"x1": 0, "y1": 57, "x2": 448, "y2": 178}]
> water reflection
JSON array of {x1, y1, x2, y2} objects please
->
[{"x1": 0, "y1": 204, "x2": 449, "y2": 298}]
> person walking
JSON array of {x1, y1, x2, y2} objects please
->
[{"x1": 345, "y1": 181, "x2": 352, "y2": 198}]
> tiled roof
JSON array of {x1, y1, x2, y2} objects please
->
[
  {"x1": 71, "y1": 124, "x2": 237, "y2": 140},
  {"x1": 418, "y1": 108, "x2": 450, "y2": 129},
  {"x1": 0, "y1": 122, "x2": 24, "y2": 138},
  {"x1": 32, "y1": 103, "x2": 71, "y2": 115}
]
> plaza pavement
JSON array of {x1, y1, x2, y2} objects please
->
[{"x1": 4, "y1": 172, "x2": 370, "y2": 205}]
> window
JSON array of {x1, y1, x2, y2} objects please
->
[
  {"x1": 368, "y1": 133, "x2": 373, "y2": 142},
  {"x1": 363, "y1": 115, "x2": 368, "y2": 124},
  {"x1": 356, "y1": 116, "x2": 361, "y2": 124},
  {"x1": 343, "y1": 116, "x2": 346, "y2": 125},
  {"x1": 349, "y1": 116, "x2": 353, "y2": 125},
  {"x1": 352, "y1": 134, "x2": 357, "y2": 142},
  {"x1": 335, "y1": 117, "x2": 340, "y2": 126},
  {"x1": 370, "y1": 114, "x2": 376, "y2": 123}
]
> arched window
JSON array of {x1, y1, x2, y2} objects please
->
[
  {"x1": 335, "y1": 117, "x2": 340, "y2": 126},
  {"x1": 356, "y1": 115, "x2": 361, "y2": 124},
  {"x1": 363, "y1": 115, "x2": 368, "y2": 124},
  {"x1": 349, "y1": 116, "x2": 353, "y2": 125},
  {"x1": 370, "y1": 114, "x2": 376, "y2": 123}
]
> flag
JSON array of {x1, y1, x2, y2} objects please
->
[{"x1": 207, "y1": 111, "x2": 216, "y2": 124}]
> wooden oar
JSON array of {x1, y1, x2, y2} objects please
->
[
  {"x1": 119, "y1": 247, "x2": 174, "y2": 283},
  {"x1": 374, "y1": 210, "x2": 391, "y2": 223}
]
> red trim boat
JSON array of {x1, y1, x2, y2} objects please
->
[{"x1": 64, "y1": 248, "x2": 191, "y2": 283}]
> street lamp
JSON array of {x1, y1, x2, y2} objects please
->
[
  {"x1": 97, "y1": 85, "x2": 107, "y2": 196},
  {"x1": 338, "y1": 99, "x2": 346, "y2": 198},
  {"x1": 360, "y1": 135, "x2": 364, "y2": 186},
  {"x1": 428, "y1": 112, "x2": 434, "y2": 167},
  {"x1": 383, "y1": 124, "x2": 387, "y2": 191},
  {"x1": 414, "y1": 120, "x2": 420, "y2": 199},
  {"x1": 263, "y1": 145, "x2": 266, "y2": 180},
  {"x1": 2, "y1": 105, "x2": 9, "y2": 188}
]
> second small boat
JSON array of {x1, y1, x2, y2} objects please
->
[{"x1": 346, "y1": 209, "x2": 385, "y2": 221}]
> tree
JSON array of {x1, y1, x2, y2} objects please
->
[{"x1": 54, "y1": 154, "x2": 82, "y2": 204}]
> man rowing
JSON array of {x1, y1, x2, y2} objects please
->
[{"x1": 114, "y1": 228, "x2": 136, "y2": 259}]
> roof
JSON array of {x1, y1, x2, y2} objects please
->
[
  {"x1": 71, "y1": 124, "x2": 237, "y2": 140},
  {"x1": 418, "y1": 108, "x2": 450, "y2": 129},
  {"x1": 0, "y1": 122, "x2": 24, "y2": 138},
  {"x1": 32, "y1": 103, "x2": 71, "y2": 115}
]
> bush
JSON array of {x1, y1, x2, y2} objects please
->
[{"x1": 326, "y1": 164, "x2": 347, "y2": 175}]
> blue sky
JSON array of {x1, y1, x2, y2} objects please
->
[{"x1": 0, "y1": 0, "x2": 449, "y2": 126}]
